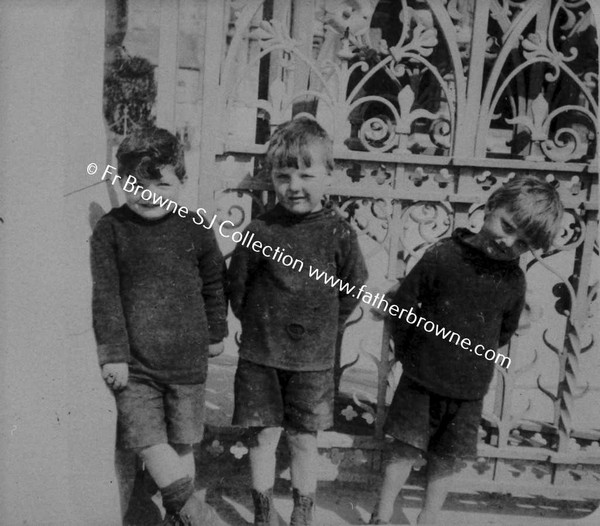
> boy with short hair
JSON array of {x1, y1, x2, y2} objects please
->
[
  {"x1": 91, "y1": 127, "x2": 228, "y2": 525},
  {"x1": 227, "y1": 117, "x2": 368, "y2": 526},
  {"x1": 370, "y1": 175, "x2": 564, "y2": 525}
]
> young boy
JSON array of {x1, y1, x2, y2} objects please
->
[
  {"x1": 91, "y1": 127, "x2": 228, "y2": 526},
  {"x1": 370, "y1": 176, "x2": 564, "y2": 525},
  {"x1": 227, "y1": 117, "x2": 368, "y2": 526}
]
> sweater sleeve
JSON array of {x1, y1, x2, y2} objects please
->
[
  {"x1": 389, "y1": 251, "x2": 433, "y2": 361},
  {"x1": 226, "y1": 224, "x2": 259, "y2": 320},
  {"x1": 90, "y1": 218, "x2": 130, "y2": 365},
  {"x1": 498, "y1": 272, "x2": 526, "y2": 348},
  {"x1": 197, "y1": 228, "x2": 229, "y2": 343},
  {"x1": 337, "y1": 224, "x2": 368, "y2": 325}
]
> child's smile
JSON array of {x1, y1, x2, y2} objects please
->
[
  {"x1": 271, "y1": 143, "x2": 330, "y2": 215},
  {"x1": 471, "y1": 206, "x2": 531, "y2": 261},
  {"x1": 123, "y1": 164, "x2": 183, "y2": 220}
]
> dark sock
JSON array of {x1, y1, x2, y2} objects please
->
[
  {"x1": 160, "y1": 476, "x2": 194, "y2": 515},
  {"x1": 252, "y1": 488, "x2": 273, "y2": 520}
]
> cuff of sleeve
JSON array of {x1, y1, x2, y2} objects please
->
[{"x1": 97, "y1": 343, "x2": 130, "y2": 366}]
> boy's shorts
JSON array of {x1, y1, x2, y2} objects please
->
[
  {"x1": 232, "y1": 359, "x2": 334, "y2": 433},
  {"x1": 383, "y1": 375, "x2": 482, "y2": 458},
  {"x1": 115, "y1": 374, "x2": 205, "y2": 450}
]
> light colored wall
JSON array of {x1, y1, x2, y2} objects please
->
[{"x1": 0, "y1": 1, "x2": 120, "y2": 524}]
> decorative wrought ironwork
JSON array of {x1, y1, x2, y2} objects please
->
[{"x1": 197, "y1": 0, "x2": 599, "y2": 484}]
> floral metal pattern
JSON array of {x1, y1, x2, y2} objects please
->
[{"x1": 200, "y1": 0, "x2": 598, "y2": 483}]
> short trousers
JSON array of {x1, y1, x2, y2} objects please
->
[
  {"x1": 383, "y1": 375, "x2": 483, "y2": 458},
  {"x1": 115, "y1": 374, "x2": 206, "y2": 450},
  {"x1": 232, "y1": 359, "x2": 334, "y2": 433}
]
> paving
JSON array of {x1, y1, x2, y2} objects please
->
[
  {"x1": 125, "y1": 475, "x2": 600, "y2": 525},
  {"x1": 123, "y1": 356, "x2": 599, "y2": 525}
]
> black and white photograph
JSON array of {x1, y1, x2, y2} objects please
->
[{"x1": 1, "y1": 1, "x2": 599, "y2": 524}]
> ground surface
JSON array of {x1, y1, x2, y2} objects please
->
[
  {"x1": 126, "y1": 475, "x2": 600, "y2": 525},
  {"x1": 123, "y1": 356, "x2": 600, "y2": 525}
]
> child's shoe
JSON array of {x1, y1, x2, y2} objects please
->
[
  {"x1": 163, "y1": 491, "x2": 226, "y2": 526},
  {"x1": 251, "y1": 488, "x2": 279, "y2": 526},
  {"x1": 289, "y1": 488, "x2": 314, "y2": 526}
]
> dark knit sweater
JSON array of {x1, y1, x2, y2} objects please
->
[
  {"x1": 91, "y1": 205, "x2": 228, "y2": 384},
  {"x1": 227, "y1": 204, "x2": 368, "y2": 371},
  {"x1": 391, "y1": 228, "x2": 526, "y2": 400}
]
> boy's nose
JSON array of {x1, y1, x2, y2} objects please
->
[
  {"x1": 142, "y1": 184, "x2": 159, "y2": 198},
  {"x1": 500, "y1": 234, "x2": 518, "y2": 249},
  {"x1": 288, "y1": 174, "x2": 302, "y2": 191}
]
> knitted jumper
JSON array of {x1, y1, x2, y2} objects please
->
[
  {"x1": 91, "y1": 205, "x2": 228, "y2": 384},
  {"x1": 227, "y1": 204, "x2": 368, "y2": 371},
  {"x1": 391, "y1": 228, "x2": 526, "y2": 400}
]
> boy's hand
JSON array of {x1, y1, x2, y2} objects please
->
[
  {"x1": 208, "y1": 341, "x2": 224, "y2": 357},
  {"x1": 102, "y1": 363, "x2": 128, "y2": 391},
  {"x1": 371, "y1": 282, "x2": 401, "y2": 321},
  {"x1": 370, "y1": 302, "x2": 388, "y2": 321}
]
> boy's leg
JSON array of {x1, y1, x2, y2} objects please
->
[
  {"x1": 161, "y1": 383, "x2": 227, "y2": 525},
  {"x1": 419, "y1": 395, "x2": 483, "y2": 525},
  {"x1": 249, "y1": 427, "x2": 282, "y2": 526},
  {"x1": 115, "y1": 377, "x2": 190, "y2": 518},
  {"x1": 164, "y1": 381, "x2": 204, "y2": 484},
  {"x1": 284, "y1": 367, "x2": 334, "y2": 526},
  {"x1": 232, "y1": 360, "x2": 287, "y2": 525},
  {"x1": 286, "y1": 428, "x2": 318, "y2": 494},
  {"x1": 373, "y1": 440, "x2": 421, "y2": 523},
  {"x1": 373, "y1": 376, "x2": 431, "y2": 523},
  {"x1": 141, "y1": 443, "x2": 226, "y2": 525},
  {"x1": 417, "y1": 454, "x2": 455, "y2": 525},
  {"x1": 172, "y1": 443, "x2": 195, "y2": 480},
  {"x1": 139, "y1": 443, "x2": 189, "y2": 488},
  {"x1": 286, "y1": 429, "x2": 318, "y2": 526},
  {"x1": 249, "y1": 426, "x2": 283, "y2": 492}
]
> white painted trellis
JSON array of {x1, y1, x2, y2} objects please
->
[{"x1": 109, "y1": 0, "x2": 599, "y2": 495}]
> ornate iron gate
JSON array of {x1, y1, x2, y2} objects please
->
[
  {"x1": 194, "y1": 0, "x2": 599, "y2": 494},
  {"x1": 105, "y1": 0, "x2": 599, "y2": 495}
]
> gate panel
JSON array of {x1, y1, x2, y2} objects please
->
[{"x1": 194, "y1": 0, "x2": 599, "y2": 491}]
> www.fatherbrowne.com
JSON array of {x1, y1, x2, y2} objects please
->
[{"x1": 90, "y1": 163, "x2": 510, "y2": 369}]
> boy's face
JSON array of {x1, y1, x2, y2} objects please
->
[
  {"x1": 474, "y1": 205, "x2": 531, "y2": 261},
  {"x1": 271, "y1": 143, "x2": 330, "y2": 215},
  {"x1": 122, "y1": 164, "x2": 183, "y2": 220}
]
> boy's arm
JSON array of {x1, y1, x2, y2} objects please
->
[
  {"x1": 197, "y1": 229, "x2": 228, "y2": 343},
  {"x1": 90, "y1": 219, "x2": 130, "y2": 365},
  {"x1": 388, "y1": 254, "x2": 431, "y2": 361},
  {"x1": 226, "y1": 226, "x2": 259, "y2": 320},
  {"x1": 498, "y1": 274, "x2": 526, "y2": 347},
  {"x1": 337, "y1": 226, "x2": 368, "y2": 326}
]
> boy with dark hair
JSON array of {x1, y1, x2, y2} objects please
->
[
  {"x1": 91, "y1": 127, "x2": 228, "y2": 525},
  {"x1": 370, "y1": 175, "x2": 564, "y2": 524},
  {"x1": 227, "y1": 117, "x2": 368, "y2": 526}
]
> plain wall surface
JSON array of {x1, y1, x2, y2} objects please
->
[{"x1": 0, "y1": 1, "x2": 120, "y2": 524}]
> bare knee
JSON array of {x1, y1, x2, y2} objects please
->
[
  {"x1": 250, "y1": 426, "x2": 282, "y2": 449},
  {"x1": 136, "y1": 443, "x2": 165, "y2": 463},
  {"x1": 427, "y1": 454, "x2": 458, "y2": 481},
  {"x1": 385, "y1": 439, "x2": 422, "y2": 464},
  {"x1": 285, "y1": 428, "x2": 317, "y2": 454},
  {"x1": 171, "y1": 443, "x2": 193, "y2": 456}
]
